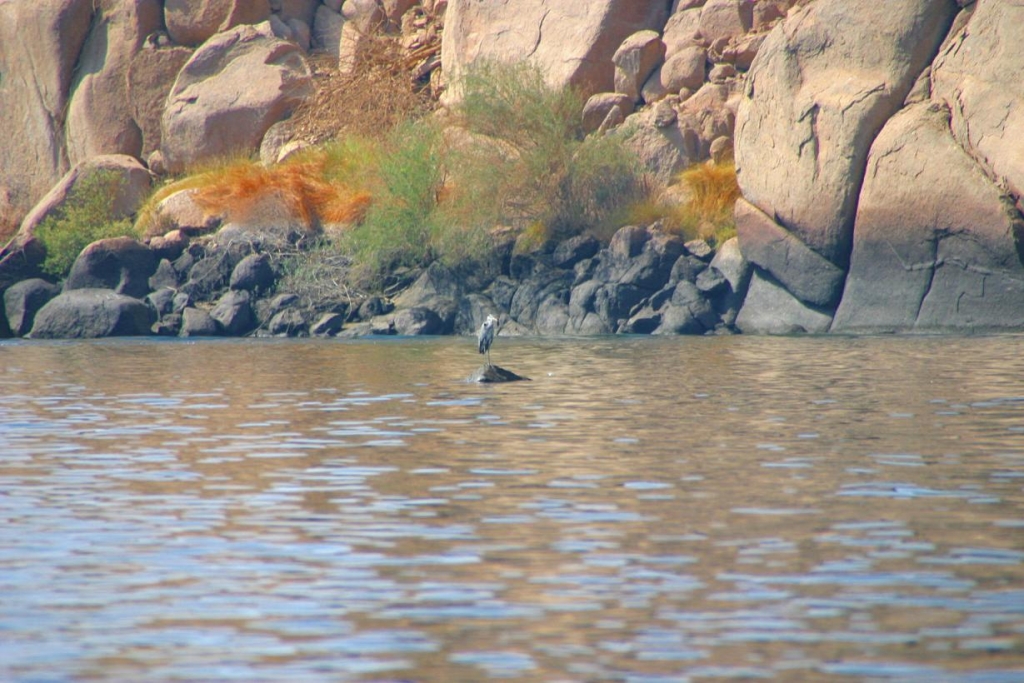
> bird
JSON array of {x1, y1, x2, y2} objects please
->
[{"x1": 477, "y1": 314, "x2": 498, "y2": 367}]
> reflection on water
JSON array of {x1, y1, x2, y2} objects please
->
[{"x1": 1, "y1": 335, "x2": 1024, "y2": 681}]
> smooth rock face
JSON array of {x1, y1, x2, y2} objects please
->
[
  {"x1": 30, "y1": 288, "x2": 155, "y2": 339},
  {"x1": 64, "y1": 237, "x2": 158, "y2": 300},
  {"x1": 832, "y1": 103, "x2": 1024, "y2": 333},
  {"x1": 65, "y1": 0, "x2": 162, "y2": 166},
  {"x1": 441, "y1": 0, "x2": 670, "y2": 103},
  {"x1": 4, "y1": 278, "x2": 61, "y2": 337},
  {"x1": 735, "y1": 270, "x2": 832, "y2": 335},
  {"x1": 932, "y1": 1, "x2": 1024, "y2": 201},
  {"x1": 734, "y1": 197, "x2": 845, "y2": 308},
  {"x1": 160, "y1": 22, "x2": 313, "y2": 173},
  {"x1": 0, "y1": 0, "x2": 93, "y2": 219},
  {"x1": 734, "y1": 0, "x2": 958, "y2": 267}
]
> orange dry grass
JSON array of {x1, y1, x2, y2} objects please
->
[
  {"x1": 191, "y1": 157, "x2": 372, "y2": 230},
  {"x1": 679, "y1": 161, "x2": 740, "y2": 218}
]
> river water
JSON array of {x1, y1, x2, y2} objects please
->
[{"x1": 1, "y1": 334, "x2": 1023, "y2": 682}]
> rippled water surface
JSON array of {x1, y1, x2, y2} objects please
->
[{"x1": 2, "y1": 334, "x2": 1024, "y2": 681}]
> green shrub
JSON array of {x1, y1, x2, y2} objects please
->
[
  {"x1": 451, "y1": 61, "x2": 646, "y2": 245},
  {"x1": 36, "y1": 169, "x2": 137, "y2": 278},
  {"x1": 339, "y1": 120, "x2": 444, "y2": 285}
]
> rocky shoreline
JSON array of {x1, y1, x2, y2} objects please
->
[
  {"x1": 2, "y1": 0, "x2": 1023, "y2": 340},
  {"x1": 2, "y1": 220, "x2": 751, "y2": 340}
]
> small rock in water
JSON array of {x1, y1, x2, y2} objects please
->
[{"x1": 469, "y1": 364, "x2": 531, "y2": 383}]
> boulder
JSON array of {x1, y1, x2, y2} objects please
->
[
  {"x1": 311, "y1": 4, "x2": 345, "y2": 53},
  {"x1": 17, "y1": 155, "x2": 152, "y2": 237},
  {"x1": 441, "y1": 0, "x2": 670, "y2": 104},
  {"x1": 29, "y1": 288, "x2": 155, "y2": 338},
  {"x1": 311, "y1": 312, "x2": 346, "y2": 336},
  {"x1": 128, "y1": 44, "x2": 194, "y2": 158},
  {"x1": 65, "y1": 0, "x2": 163, "y2": 166},
  {"x1": 143, "y1": 189, "x2": 219, "y2": 239},
  {"x1": 210, "y1": 289, "x2": 254, "y2": 335},
  {"x1": 734, "y1": 0, "x2": 958, "y2": 267},
  {"x1": 619, "y1": 106, "x2": 700, "y2": 185},
  {"x1": 0, "y1": 0, "x2": 93, "y2": 222},
  {"x1": 832, "y1": 103, "x2": 1024, "y2": 333},
  {"x1": 613, "y1": 30, "x2": 666, "y2": 102},
  {"x1": 148, "y1": 258, "x2": 179, "y2": 292},
  {"x1": 643, "y1": 46, "x2": 707, "y2": 100},
  {"x1": 582, "y1": 93, "x2": 635, "y2": 134},
  {"x1": 394, "y1": 306, "x2": 444, "y2": 335},
  {"x1": 146, "y1": 286, "x2": 177, "y2": 316},
  {"x1": 164, "y1": 0, "x2": 272, "y2": 47},
  {"x1": 698, "y1": 0, "x2": 753, "y2": 45},
  {"x1": 653, "y1": 281, "x2": 718, "y2": 335},
  {"x1": 4, "y1": 278, "x2": 61, "y2": 337},
  {"x1": 661, "y1": 4, "x2": 702, "y2": 57},
  {"x1": 64, "y1": 237, "x2": 158, "y2": 300},
  {"x1": 509, "y1": 270, "x2": 572, "y2": 330},
  {"x1": 160, "y1": 22, "x2": 313, "y2": 173},
  {"x1": 932, "y1": 1, "x2": 1024, "y2": 202},
  {"x1": 267, "y1": 308, "x2": 307, "y2": 336},
  {"x1": 734, "y1": 197, "x2": 845, "y2": 307},
  {"x1": 735, "y1": 269, "x2": 832, "y2": 334},
  {"x1": 552, "y1": 233, "x2": 600, "y2": 269},
  {"x1": 469, "y1": 364, "x2": 530, "y2": 383},
  {"x1": 180, "y1": 306, "x2": 219, "y2": 336},
  {"x1": 338, "y1": 0, "x2": 384, "y2": 74},
  {"x1": 229, "y1": 253, "x2": 275, "y2": 292}
]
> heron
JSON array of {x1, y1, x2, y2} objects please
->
[{"x1": 477, "y1": 314, "x2": 498, "y2": 366}]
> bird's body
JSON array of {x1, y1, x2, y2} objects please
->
[{"x1": 478, "y1": 314, "x2": 498, "y2": 366}]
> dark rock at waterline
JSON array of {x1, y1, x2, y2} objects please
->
[
  {"x1": 146, "y1": 286, "x2": 177, "y2": 316},
  {"x1": 469, "y1": 364, "x2": 530, "y2": 383},
  {"x1": 179, "y1": 307, "x2": 219, "y2": 337},
  {"x1": 152, "y1": 313, "x2": 182, "y2": 336},
  {"x1": 64, "y1": 237, "x2": 157, "y2": 299},
  {"x1": 552, "y1": 233, "x2": 600, "y2": 269},
  {"x1": 735, "y1": 269, "x2": 833, "y2": 335},
  {"x1": 148, "y1": 258, "x2": 180, "y2": 290},
  {"x1": 393, "y1": 306, "x2": 444, "y2": 335},
  {"x1": 4, "y1": 278, "x2": 60, "y2": 337},
  {"x1": 29, "y1": 289, "x2": 155, "y2": 339},
  {"x1": 211, "y1": 289, "x2": 254, "y2": 335},
  {"x1": 267, "y1": 308, "x2": 306, "y2": 336},
  {"x1": 311, "y1": 312, "x2": 345, "y2": 336},
  {"x1": 229, "y1": 253, "x2": 275, "y2": 293}
]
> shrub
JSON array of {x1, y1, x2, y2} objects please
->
[
  {"x1": 339, "y1": 120, "x2": 444, "y2": 285},
  {"x1": 451, "y1": 61, "x2": 646, "y2": 244},
  {"x1": 36, "y1": 170, "x2": 137, "y2": 278}
]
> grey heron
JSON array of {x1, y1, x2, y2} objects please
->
[{"x1": 477, "y1": 314, "x2": 498, "y2": 366}]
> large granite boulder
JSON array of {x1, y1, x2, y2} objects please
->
[
  {"x1": 0, "y1": 0, "x2": 93, "y2": 222},
  {"x1": 128, "y1": 44, "x2": 195, "y2": 158},
  {"x1": 29, "y1": 288, "x2": 155, "y2": 338},
  {"x1": 64, "y1": 237, "x2": 158, "y2": 300},
  {"x1": 164, "y1": 0, "x2": 272, "y2": 47},
  {"x1": 65, "y1": 0, "x2": 162, "y2": 166},
  {"x1": 734, "y1": 0, "x2": 958, "y2": 267},
  {"x1": 440, "y1": 0, "x2": 670, "y2": 104},
  {"x1": 932, "y1": 0, "x2": 1024, "y2": 202},
  {"x1": 160, "y1": 22, "x2": 313, "y2": 173},
  {"x1": 832, "y1": 103, "x2": 1024, "y2": 333}
]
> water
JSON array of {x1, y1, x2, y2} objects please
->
[{"x1": 1, "y1": 334, "x2": 1023, "y2": 681}]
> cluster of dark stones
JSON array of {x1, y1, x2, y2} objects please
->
[{"x1": 0, "y1": 222, "x2": 750, "y2": 341}]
